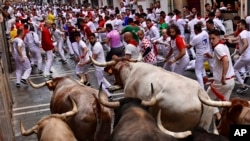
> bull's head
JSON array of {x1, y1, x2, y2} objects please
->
[
  {"x1": 90, "y1": 54, "x2": 142, "y2": 87},
  {"x1": 20, "y1": 96, "x2": 78, "y2": 136},
  {"x1": 198, "y1": 93, "x2": 250, "y2": 138},
  {"x1": 157, "y1": 110, "x2": 192, "y2": 139}
]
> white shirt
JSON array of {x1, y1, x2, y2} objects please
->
[
  {"x1": 188, "y1": 18, "x2": 199, "y2": 41},
  {"x1": 13, "y1": 37, "x2": 27, "y2": 58},
  {"x1": 7, "y1": 6, "x2": 15, "y2": 18},
  {"x1": 146, "y1": 25, "x2": 160, "y2": 41},
  {"x1": 190, "y1": 31, "x2": 210, "y2": 57},
  {"x1": 78, "y1": 40, "x2": 90, "y2": 62},
  {"x1": 155, "y1": 36, "x2": 172, "y2": 57},
  {"x1": 213, "y1": 18, "x2": 226, "y2": 34},
  {"x1": 91, "y1": 42, "x2": 105, "y2": 70},
  {"x1": 87, "y1": 21, "x2": 96, "y2": 33},
  {"x1": 125, "y1": 44, "x2": 140, "y2": 59},
  {"x1": 176, "y1": 18, "x2": 186, "y2": 37},
  {"x1": 213, "y1": 44, "x2": 234, "y2": 82},
  {"x1": 238, "y1": 30, "x2": 250, "y2": 59},
  {"x1": 52, "y1": 29, "x2": 64, "y2": 42},
  {"x1": 24, "y1": 31, "x2": 40, "y2": 48}
]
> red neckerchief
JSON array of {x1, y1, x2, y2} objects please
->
[
  {"x1": 147, "y1": 23, "x2": 153, "y2": 29},
  {"x1": 176, "y1": 15, "x2": 180, "y2": 21},
  {"x1": 212, "y1": 40, "x2": 225, "y2": 49},
  {"x1": 159, "y1": 19, "x2": 164, "y2": 24},
  {"x1": 129, "y1": 40, "x2": 138, "y2": 47}
]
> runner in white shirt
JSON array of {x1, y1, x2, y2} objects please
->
[
  {"x1": 84, "y1": 34, "x2": 113, "y2": 100},
  {"x1": 154, "y1": 29, "x2": 174, "y2": 71},
  {"x1": 186, "y1": 23, "x2": 213, "y2": 89},
  {"x1": 24, "y1": 25, "x2": 43, "y2": 74},
  {"x1": 75, "y1": 32, "x2": 91, "y2": 86},
  {"x1": 206, "y1": 29, "x2": 235, "y2": 123},
  {"x1": 229, "y1": 19, "x2": 250, "y2": 94},
  {"x1": 51, "y1": 23, "x2": 67, "y2": 64},
  {"x1": 12, "y1": 29, "x2": 32, "y2": 87}
]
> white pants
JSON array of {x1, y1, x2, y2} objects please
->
[
  {"x1": 207, "y1": 78, "x2": 235, "y2": 114},
  {"x1": 75, "y1": 62, "x2": 90, "y2": 75},
  {"x1": 66, "y1": 36, "x2": 74, "y2": 55},
  {"x1": 57, "y1": 39, "x2": 66, "y2": 60},
  {"x1": 173, "y1": 57, "x2": 190, "y2": 75},
  {"x1": 234, "y1": 56, "x2": 250, "y2": 85},
  {"x1": 29, "y1": 46, "x2": 42, "y2": 71},
  {"x1": 71, "y1": 42, "x2": 80, "y2": 58},
  {"x1": 43, "y1": 50, "x2": 53, "y2": 76},
  {"x1": 14, "y1": 56, "x2": 31, "y2": 83},
  {"x1": 94, "y1": 69, "x2": 111, "y2": 97},
  {"x1": 5, "y1": 17, "x2": 16, "y2": 34},
  {"x1": 195, "y1": 56, "x2": 214, "y2": 89}
]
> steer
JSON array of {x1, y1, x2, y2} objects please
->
[
  {"x1": 157, "y1": 110, "x2": 229, "y2": 141},
  {"x1": 90, "y1": 56, "x2": 216, "y2": 135},
  {"x1": 29, "y1": 76, "x2": 112, "y2": 141},
  {"x1": 198, "y1": 93, "x2": 250, "y2": 138},
  {"x1": 98, "y1": 83, "x2": 178, "y2": 141},
  {"x1": 20, "y1": 97, "x2": 77, "y2": 141}
]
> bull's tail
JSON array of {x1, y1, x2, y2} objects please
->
[{"x1": 92, "y1": 94, "x2": 112, "y2": 141}]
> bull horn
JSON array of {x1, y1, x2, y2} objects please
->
[
  {"x1": 90, "y1": 56, "x2": 116, "y2": 67},
  {"x1": 56, "y1": 96, "x2": 78, "y2": 119},
  {"x1": 98, "y1": 82, "x2": 120, "y2": 108},
  {"x1": 198, "y1": 92, "x2": 231, "y2": 107},
  {"x1": 28, "y1": 78, "x2": 47, "y2": 89},
  {"x1": 157, "y1": 110, "x2": 192, "y2": 139},
  {"x1": 129, "y1": 53, "x2": 142, "y2": 62},
  {"x1": 20, "y1": 120, "x2": 39, "y2": 136},
  {"x1": 142, "y1": 83, "x2": 156, "y2": 106}
]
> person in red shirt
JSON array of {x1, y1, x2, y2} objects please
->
[{"x1": 41, "y1": 20, "x2": 54, "y2": 79}]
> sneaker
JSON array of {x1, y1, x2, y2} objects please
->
[
  {"x1": 108, "y1": 96, "x2": 114, "y2": 101},
  {"x1": 50, "y1": 70, "x2": 53, "y2": 74},
  {"x1": 21, "y1": 79, "x2": 27, "y2": 85},
  {"x1": 236, "y1": 87, "x2": 249, "y2": 94},
  {"x1": 16, "y1": 83, "x2": 21, "y2": 88},
  {"x1": 84, "y1": 81, "x2": 91, "y2": 86},
  {"x1": 70, "y1": 54, "x2": 75, "y2": 59},
  {"x1": 44, "y1": 75, "x2": 53, "y2": 79}
]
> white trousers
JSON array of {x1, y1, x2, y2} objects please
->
[
  {"x1": 29, "y1": 46, "x2": 42, "y2": 71},
  {"x1": 57, "y1": 39, "x2": 66, "y2": 60},
  {"x1": 94, "y1": 69, "x2": 111, "y2": 97},
  {"x1": 173, "y1": 57, "x2": 190, "y2": 75},
  {"x1": 14, "y1": 56, "x2": 31, "y2": 83},
  {"x1": 66, "y1": 36, "x2": 74, "y2": 55},
  {"x1": 71, "y1": 42, "x2": 80, "y2": 58},
  {"x1": 195, "y1": 56, "x2": 214, "y2": 89},
  {"x1": 234, "y1": 56, "x2": 250, "y2": 84},
  {"x1": 5, "y1": 17, "x2": 16, "y2": 34},
  {"x1": 43, "y1": 50, "x2": 53, "y2": 76},
  {"x1": 207, "y1": 79, "x2": 235, "y2": 114}
]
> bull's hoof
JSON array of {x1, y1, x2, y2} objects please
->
[{"x1": 107, "y1": 85, "x2": 122, "y2": 92}]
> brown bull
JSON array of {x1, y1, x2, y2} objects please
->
[
  {"x1": 98, "y1": 83, "x2": 178, "y2": 141},
  {"x1": 29, "y1": 76, "x2": 112, "y2": 141},
  {"x1": 198, "y1": 93, "x2": 250, "y2": 138},
  {"x1": 20, "y1": 97, "x2": 77, "y2": 141}
]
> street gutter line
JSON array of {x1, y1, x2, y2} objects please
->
[
  {"x1": 13, "y1": 108, "x2": 50, "y2": 116},
  {"x1": 13, "y1": 103, "x2": 50, "y2": 111}
]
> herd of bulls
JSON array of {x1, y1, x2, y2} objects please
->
[{"x1": 20, "y1": 57, "x2": 250, "y2": 141}]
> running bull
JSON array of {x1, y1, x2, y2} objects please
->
[
  {"x1": 28, "y1": 76, "x2": 112, "y2": 141},
  {"x1": 198, "y1": 94, "x2": 250, "y2": 138},
  {"x1": 98, "y1": 83, "x2": 177, "y2": 141},
  {"x1": 91, "y1": 56, "x2": 216, "y2": 136},
  {"x1": 20, "y1": 97, "x2": 78, "y2": 141}
]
